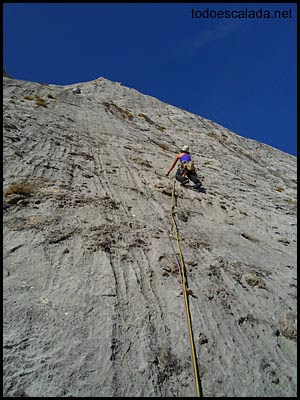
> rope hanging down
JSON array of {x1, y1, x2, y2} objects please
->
[{"x1": 169, "y1": 179, "x2": 202, "y2": 397}]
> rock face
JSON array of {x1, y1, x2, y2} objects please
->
[{"x1": 3, "y1": 75, "x2": 297, "y2": 397}]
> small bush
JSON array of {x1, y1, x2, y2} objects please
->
[
  {"x1": 4, "y1": 182, "x2": 36, "y2": 198},
  {"x1": 24, "y1": 95, "x2": 34, "y2": 100},
  {"x1": 34, "y1": 95, "x2": 48, "y2": 108}
]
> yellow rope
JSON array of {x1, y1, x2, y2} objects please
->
[{"x1": 170, "y1": 179, "x2": 201, "y2": 397}]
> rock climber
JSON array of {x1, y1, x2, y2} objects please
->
[{"x1": 165, "y1": 145, "x2": 202, "y2": 190}]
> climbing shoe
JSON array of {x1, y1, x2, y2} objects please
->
[{"x1": 194, "y1": 182, "x2": 202, "y2": 190}]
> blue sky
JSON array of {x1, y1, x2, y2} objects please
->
[{"x1": 3, "y1": 3, "x2": 297, "y2": 156}]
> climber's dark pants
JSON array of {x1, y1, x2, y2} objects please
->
[{"x1": 176, "y1": 167, "x2": 202, "y2": 186}]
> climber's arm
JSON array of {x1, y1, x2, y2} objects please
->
[{"x1": 165, "y1": 155, "x2": 180, "y2": 176}]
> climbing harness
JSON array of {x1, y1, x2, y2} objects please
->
[
  {"x1": 180, "y1": 160, "x2": 196, "y2": 176},
  {"x1": 169, "y1": 179, "x2": 201, "y2": 397}
]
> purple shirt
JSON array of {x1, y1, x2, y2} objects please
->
[{"x1": 179, "y1": 153, "x2": 191, "y2": 162}]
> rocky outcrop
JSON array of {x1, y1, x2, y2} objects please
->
[{"x1": 3, "y1": 75, "x2": 297, "y2": 397}]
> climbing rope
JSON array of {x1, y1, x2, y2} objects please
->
[{"x1": 170, "y1": 179, "x2": 201, "y2": 397}]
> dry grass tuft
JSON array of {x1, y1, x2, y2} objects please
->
[
  {"x1": 4, "y1": 182, "x2": 36, "y2": 198},
  {"x1": 34, "y1": 95, "x2": 48, "y2": 108},
  {"x1": 138, "y1": 113, "x2": 165, "y2": 131},
  {"x1": 103, "y1": 101, "x2": 134, "y2": 119}
]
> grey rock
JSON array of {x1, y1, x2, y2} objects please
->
[
  {"x1": 279, "y1": 311, "x2": 297, "y2": 341},
  {"x1": 3, "y1": 75, "x2": 297, "y2": 397},
  {"x1": 72, "y1": 87, "x2": 81, "y2": 94},
  {"x1": 198, "y1": 332, "x2": 208, "y2": 345}
]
